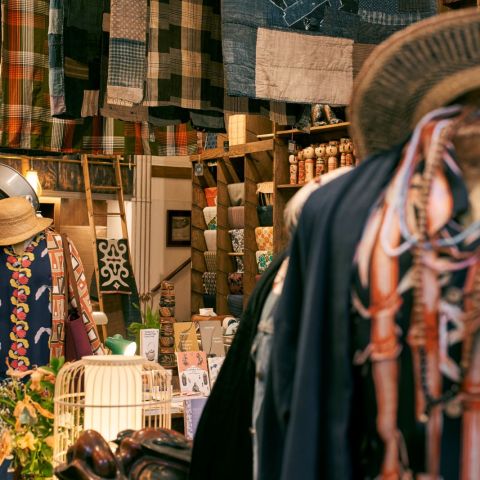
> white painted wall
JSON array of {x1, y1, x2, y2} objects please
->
[
  {"x1": 107, "y1": 200, "x2": 132, "y2": 241},
  {"x1": 149, "y1": 156, "x2": 191, "y2": 322}
]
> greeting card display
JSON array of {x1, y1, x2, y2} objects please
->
[
  {"x1": 176, "y1": 351, "x2": 210, "y2": 396},
  {"x1": 199, "y1": 320, "x2": 225, "y2": 357},
  {"x1": 139, "y1": 329, "x2": 159, "y2": 362},
  {"x1": 207, "y1": 356, "x2": 225, "y2": 388},
  {"x1": 173, "y1": 322, "x2": 199, "y2": 352}
]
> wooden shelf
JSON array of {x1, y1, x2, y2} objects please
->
[
  {"x1": 277, "y1": 184, "x2": 304, "y2": 189},
  {"x1": 276, "y1": 122, "x2": 350, "y2": 137},
  {"x1": 193, "y1": 116, "x2": 353, "y2": 315},
  {"x1": 190, "y1": 139, "x2": 274, "y2": 162},
  {"x1": 257, "y1": 122, "x2": 350, "y2": 140},
  {"x1": 257, "y1": 133, "x2": 274, "y2": 140}
]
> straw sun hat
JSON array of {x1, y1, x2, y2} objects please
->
[
  {"x1": 349, "y1": 8, "x2": 480, "y2": 160},
  {"x1": 0, "y1": 197, "x2": 52, "y2": 246}
]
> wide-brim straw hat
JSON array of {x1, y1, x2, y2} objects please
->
[
  {"x1": 349, "y1": 8, "x2": 480, "y2": 160},
  {"x1": 0, "y1": 197, "x2": 52, "y2": 246}
]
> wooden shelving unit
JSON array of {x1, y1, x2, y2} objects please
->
[
  {"x1": 191, "y1": 119, "x2": 352, "y2": 315},
  {"x1": 191, "y1": 139, "x2": 274, "y2": 316}
]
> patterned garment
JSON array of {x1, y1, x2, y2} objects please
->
[
  {"x1": 0, "y1": 234, "x2": 52, "y2": 376},
  {"x1": 222, "y1": 0, "x2": 437, "y2": 104},
  {"x1": 351, "y1": 108, "x2": 480, "y2": 478},
  {"x1": 96, "y1": 239, "x2": 132, "y2": 294},
  {"x1": 107, "y1": 0, "x2": 148, "y2": 106},
  {"x1": 46, "y1": 231, "x2": 104, "y2": 359}
]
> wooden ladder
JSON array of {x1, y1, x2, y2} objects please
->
[{"x1": 81, "y1": 154, "x2": 130, "y2": 341}]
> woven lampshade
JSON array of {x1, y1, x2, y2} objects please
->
[{"x1": 53, "y1": 355, "x2": 172, "y2": 466}]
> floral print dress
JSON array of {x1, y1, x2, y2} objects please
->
[{"x1": 0, "y1": 233, "x2": 51, "y2": 378}]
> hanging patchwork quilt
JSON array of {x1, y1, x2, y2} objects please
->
[
  {"x1": 144, "y1": 0, "x2": 310, "y2": 130},
  {"x1": 222, "y1": 0, "x2": 438, "y2": 105},
  {"x1": 107, "y1": 0, "x2": 148, "y2": 106},
  {"x1": 1, "y1": 0, "x2": 198, "y2": 155},
  {"x1": 48, "y1": 0, "x2": 103, "y2": 118}
]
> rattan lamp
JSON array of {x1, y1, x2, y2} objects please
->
[{"x1": 53, "y1": 355, "x2": 172, "y2": 466}]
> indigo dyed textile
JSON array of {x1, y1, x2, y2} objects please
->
[
  {"x1": 222, "y1": 0, "x2": 437, "y2": 104},
  {"x1": 49, "y1": 0, "x2": 103, "y2": 118}
]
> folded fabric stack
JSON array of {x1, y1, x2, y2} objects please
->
[
  {"x1": 227, "y1": 294, "x2": 244, "y2": 318},
  {"x1": 203, "y1": 206, "x2": 217, "y2": 230},
  {"x1": 229, "y1": 229, "x2": 244, "y2": 253},
  {"x1": 255, "y1": 227, "x2": 273, "y2": 251},
  {"x1": 204, "y1": 187, "x2": 218, "y2": 207},
  {"x1": 257, "y1": 182, "x2": 274, "y2": 206},
  {"x1": 228, "y1": 272, "x2": 243, "y2": 295},
  {"x1": 229, "y1": 229, "x2": 245, "y2": 273},
  {"x1": 203, "y1": 294, "x2": 216, "y2": 309},
  {"x1": 204, "y1": 251, "x2": 217, "y2": 272},
  {"x1": 204, "y1": 230, "x2": 217, "y2": 251},
  {"x1": 227, "y1": 183, "x2": 245, "y2": 206},
  {"x1": 256, "y1": 251, "x2": 274, "y2": 274},
  {"x1": 203, "y1": 272, "x2": 217, "y2": 295},
  {"x1": 203, "y1": 199, "x2": 217, "y2": 305},
  {"x1": 257, "y1": 205, "x2": 273, "y2": 227},
  {"x1": 228, "y1": 206, "x2": 245, "y2": 229}
]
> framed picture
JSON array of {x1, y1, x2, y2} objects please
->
[{"x1": 166, "y1": 210, "x2": 191, "y2": 247}]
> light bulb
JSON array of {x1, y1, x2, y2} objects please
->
[{"x1": 25, "y1": 170, "x2": 42, "y2": 196}]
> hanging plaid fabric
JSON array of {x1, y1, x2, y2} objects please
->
[
  {"x1": 1, "y1": 0, "x2": 198, "y2": 155},
  {"x1": 1, "y1": 0, "x2": 81, "y2": 151},
  {"x1": 48, "y1": 0, "x2": 103, "y2": 118},
  {"x1": 143, "y1": 0, "x2": 310, "y2": 131},
  {"x1": 107, "y1": 0, "x2": 148, "y2": 106},
  {"x1": 143, "y1": 123, "x2": 199, "y2": 157}
]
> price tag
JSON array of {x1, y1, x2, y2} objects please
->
[
  {"x1": 223, "y1": 141, "x2": 230, "y2": 152},
  {"x1": 194, "y1": 162, "x2": 204, "y2": 177},
  {"x1": 288, "y1": 140, "x2": 296, "y2": 153}
]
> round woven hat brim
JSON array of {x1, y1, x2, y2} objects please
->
[
  {"x1": 349, "y1": 8, "x2": 480, "y2": 160},
  {"x1": 0, "y1": 217, "x2": 52, "y2": 246}
]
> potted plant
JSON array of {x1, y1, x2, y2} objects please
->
[
  {"x1": 127, "y1": 304, "x2": 161, "y2": 346},
  {"x1": 0, "y1": 357, "x2": 64, "y2": 479}
]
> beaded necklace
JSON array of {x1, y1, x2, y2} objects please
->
[{"x1": 407, "y1": 108, "x2": 480, "y2": 419}]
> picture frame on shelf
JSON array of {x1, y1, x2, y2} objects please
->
[{"x1": 166, "y1": 209, "x2": 192, "y2": 247}]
